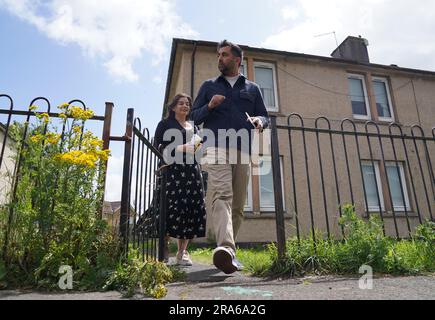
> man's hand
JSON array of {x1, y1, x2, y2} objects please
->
[
  {"x1": 208, "y1": 94, "x2": 225, "y2": 110},
  {"x1": 247, "y1": 116, "x2": 264, "y2": 131}
]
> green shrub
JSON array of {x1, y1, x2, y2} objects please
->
[
  {"x1": 335, "y1": 204, "x2": 391, "y2": 273},
  {"x1": 104, "y1": 257, "x2": 172, "y2": 299},
  {"x1": 0, "y1": 104, "x2": 179, "y2": 297},
  {"x1": 384, "y1": 221, "x2": 435, "y2": 274},
  {"x1": 266, "y1": 205, "x2": 434, "y2": 277}
]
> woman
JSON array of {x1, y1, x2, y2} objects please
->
[{"x1": 153, "y1": 93, "x2": 206, "y2": 266}]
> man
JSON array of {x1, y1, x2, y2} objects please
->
[{"x1": 191, "y1": 40, "x2": 269, "y2": 274}]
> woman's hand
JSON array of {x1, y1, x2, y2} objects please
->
[
  {"x1": 176, "y1": 144, "x2": 196, "y2": 154},
  {"x1": 184, "y1": 145, "x2": 196, "y2": 154}
]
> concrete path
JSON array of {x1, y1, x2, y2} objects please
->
[
  {"x1": 1, "y1": 259, "x2": 434, "y2": 300},
  {"x1": 159, "y1": 260, "x2": 435, "y2": 300}
]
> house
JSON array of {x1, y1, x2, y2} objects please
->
[
  {"x1": 0, "y1": 123, "x2": 17, "y2": 206},
  {"x1": 102, "y1": 201, "x2": 139, "y2": 234},
  {"x1": 102, "y1": 201, "x2": 122, "y2": 229},
  {"x1": 162, "y1": 36, "x2": 435, "y2": 242}
]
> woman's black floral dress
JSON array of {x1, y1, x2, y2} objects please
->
[{"x1": 154, "y1": 118, "x2": 206, "y2": 239}]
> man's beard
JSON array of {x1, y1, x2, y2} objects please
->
[
  {"x1": 218, "y1": 63, "x2": 229, "y2": 75},
  {"x1": 219, "y1": 62, "x2": 237, "y2": 76}
]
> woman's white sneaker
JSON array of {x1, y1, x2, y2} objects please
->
[{"x1": 176, "y1": 251, "x2": 193, "y2": 266}]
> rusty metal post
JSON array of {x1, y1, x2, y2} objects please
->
[{"x1": 98, "y1": 102, "x2": 114, "y2": 219}]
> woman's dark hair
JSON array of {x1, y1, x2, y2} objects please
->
[
  {"x1": 217, "y1": 39, "x2": 243, "y2": 66},
  {"x1": 166, "y1": 93, "x2": 192, "y2": 120}
]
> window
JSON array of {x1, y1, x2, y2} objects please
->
[
  {"x1": 372, "y1": 77, "x2": 394, "y2": 122},
  {"x1": 361, "y1": 160, "x2": 411, "y2": 212},
  {"x1": 258, "y1": 155, "x2": 279, "y2": 211},
  {"x1": 361, "y1": 161, "x2": 384, "y2": 212},
  {"x1": 245, "y1": 155, "x2": 285, "y2": 212},
  {"x1": 348, "y1": 74, "x2": 370, "y2": 120},
  {"x1": 254, "y1": 62, "x2": 279, "y2": 112},
  {"x1": 385, "y1": 162, "x2": 410, "y2": 211}
]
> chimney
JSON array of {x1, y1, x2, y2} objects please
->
[{"x1": 331, "y1": 35, "x2": 370, "y2": 63}]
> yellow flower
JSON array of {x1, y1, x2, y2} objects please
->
[
  {"x1": 69, "y1": 106, "x2": 94, "y2": 121},
  {"x1": 89, "y1": 138, "x2": 103, "y2": 148},
  {"x1": 97, "y1": 149, "x2": 110, "y2": 161},
  {"x1": 46, "y1": 133, "x2": 61, "y2": 145},
  {"x1": 30, "y1": 134, "x2": 43, "y2": 143},
  {"x1": 73, "y1": 126, "x2": 82, "y2": 134},
  {"x1": 36, "y1": 113, "x2": 50, "y2": 123},
  {"x1": 152, "y1": 285, "x2": 167, "y2": 299},
  {"x1": 59, "y1": 113, "x2": 68, "y2": 120},
  {"x1": 55, "y1": 150, "x2": 99, "y2": 168},
  {"x1": 58, "y1": 103, "x2": 70, "y2": 110},
  {"x1": 29, "y1": 105, "x2": 38, "y2": 111},
  {"x1": 41, "y1": 113, "x2": 50, "y2": 123}
]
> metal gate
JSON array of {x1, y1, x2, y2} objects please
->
[{"x1": 118, "y1": 108, "x2": 167, "y2": 261}]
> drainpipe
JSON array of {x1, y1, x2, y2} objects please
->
[
  {"x1": 411, "y1": 79, "x2": 421, "y2": 126},
  {"x1": 191, "y1": 41, "x2": 198, "y2": 99}
]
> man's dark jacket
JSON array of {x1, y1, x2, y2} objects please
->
[{"x1": 190, "y1": 74, "x2": 269, "y2": 153}]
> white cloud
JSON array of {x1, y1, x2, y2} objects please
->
[
  {"x1": 104, "y1": 153, "x2": 156, "y2": 204},
  {"x1": 0, "y1": 0, "x2": 198, "y2": 82},
  {"x1": 281, "y1": 6, "x2": 300, "y2": 20},
  {"x1": 104, "y1": 154, "x2": 124, "y2": 201},
  {"x1": 152, "y1": 75, "x2": 163, "y2": 85},
  {"x1": 263, "y1": 0, "x2": 435, "y2": 71}
]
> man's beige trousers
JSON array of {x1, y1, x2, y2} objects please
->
[{"x1": 201, "y1": 148, "x2": 250, "y2": 252}]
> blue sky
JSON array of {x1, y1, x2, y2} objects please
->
[{"x1": 1, "y1": 0, "x2": 434, "y2": 200}]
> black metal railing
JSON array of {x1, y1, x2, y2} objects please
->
[
  {"x1": 271, "y1": 114, "x2": 435, "y2": 257},
  {"x1": 0, "y1": 94, "x2": 167, "y2": 263},
  {"x1": 0, "y1": 94, "x2": 113, "y2": 261},
  {"x1": 118, "y1": 108, "x2": 166, "y2": 262}
]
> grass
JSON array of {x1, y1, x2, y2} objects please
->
[
  {"x1": 169, "y1": 242, "x2": 274, "y2": 276},
  {"x1": 169, "y1": 205, "x2": 435, "y2": 279}
]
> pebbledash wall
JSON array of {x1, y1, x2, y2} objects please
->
[
  {"x1": 0, "y1": 124, "x2": 17, "y2": 206},
  {"x1": 162, "y1": 37, "x2": 435, "y2": 243}
]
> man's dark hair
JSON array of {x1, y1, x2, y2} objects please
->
[{"x1": 217, "y1": 40, "x2": 243, "y2": 66}]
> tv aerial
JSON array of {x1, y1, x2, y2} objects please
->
[{"x1": 314, "y1": 31, "x2": 339, "y2": 47}]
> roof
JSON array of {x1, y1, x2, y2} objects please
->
[
  {"x1": 109, "y1": 201, "x2": 121, "y2": 212},
  {"x1": 174, "y1": 38, "x2": 435, "y2": 75},
  {"x1": 163, "y1": 38, "x2": 435, "y2": 116},
  {"x1": 103, "y1": 201, "x2": 137, "y2": 216},
  {"x1": 103, "y1": 201, "x2": 121, "y2": 214}
]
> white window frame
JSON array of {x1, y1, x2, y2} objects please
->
[
  {"x1": 245, "y1": 155, "x2": 285, "y2": 213},
  {"x1": 362, "y1": 161, "x2": 385, "y2": 212},
  {"x1": 244, "y1": 168, "x2": 253, "y2": 212},
  {"x1": 386, "y1": 162, "x2": 410, "y2": 212},
  {"x1": 253, "y1": 61, "x2": 279, "y2": 112},
  {"x1": 259, "y1": 155, "x2": 285, "y2": 212},
  {"x1": 348, "y1": 73, "x2": 371, "y2": 120},
  {"x1": 372, "y1": 76, "x2": 395, "y2": 122}
]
